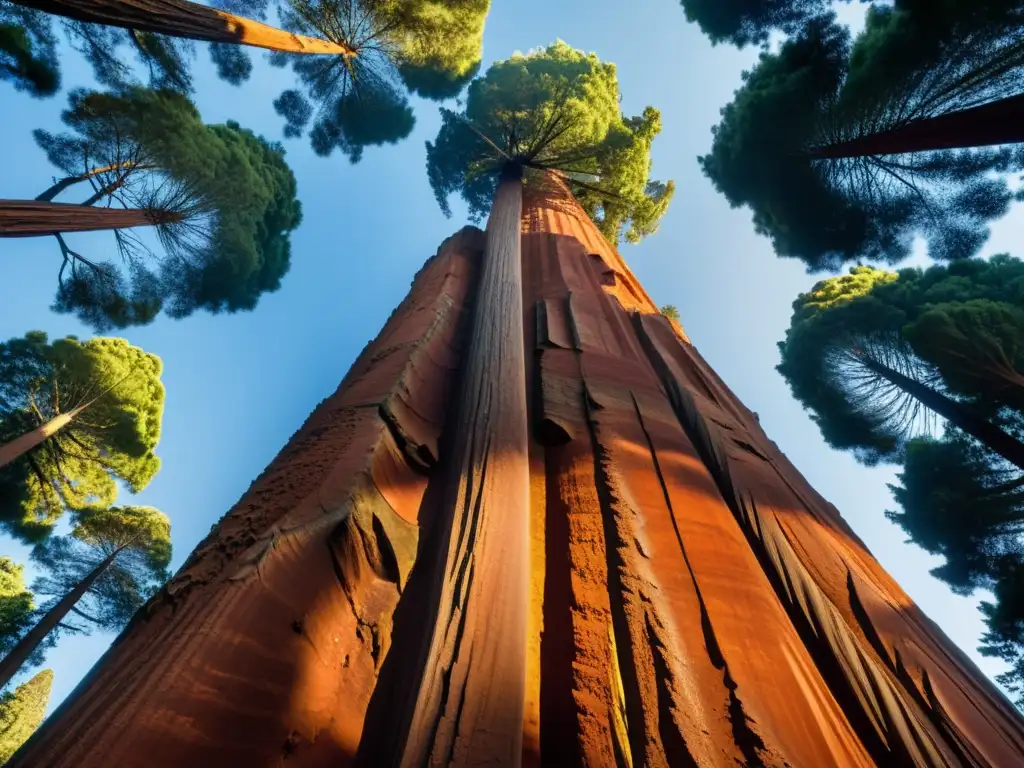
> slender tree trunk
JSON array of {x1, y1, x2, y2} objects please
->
[
  {"x1": 363, "y1": 164, "x2": 531, "y2": 766},
  {"x1": 35, "y1": 162, "x2": 146, "y2": 203},
  {"x1": 0, "y1": 551, "x2": 117, "y2": 691},
  {"x1": 0, "y1": 368, "x2": 136, "y2": 469},
  {"x1": 809, "y1": 93, "x2": 1024, "y2": 159},
  {"x1": 10, "y1": 0, "x2": 356, "y2": 56},
  {"x1": 0, "y1": 403, "x2": 90, "y2": 469},
  {"x1": 0, "y1": 200, "x2": 181, "y2": 237},
  {"x1": 861, "y1": 355, "x2": 1024, "y2": 469}
]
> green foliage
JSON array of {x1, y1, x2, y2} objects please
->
[
  {"x1": 426, "y1": 40, "x2": 674, "y2": 244},
  {"x1": 31, "y1": 505, "x2": 171, "y2": 636},
  {"x1": 61, "y1": 20, "x2": 194, "y2": 93},
  {"x1": 33, "y1": 88, "x2": 302, "y2": 329},
  {"x1": 396, "y1": 0, "x2": 490, "y2": 99},
  {"x1": 701, "y1": 10, "x2": 1022, "y2": 271},
  {"x1": 269, "y1": 0, "x2": 489, "y2": 159},
  {"x1": 660, "y1": 304, "x2": 680, "y2": 322},
  {"x1": 0, "y1": 669, "x2": 52, "y2": 763},
  {"x1": 887, "y1": 435, "x2": 1024, "y2": 593},
  {"x1": 679, "y1": 0, "x2": 844, "y2": 48},
  {"x1": 0, "y1": 3, "x2": 59, "y2": 96},
  {"x1": 888, "y1": 433, "x2": 1024, "y2": 709},
  {"x1": 0, "y1": 558, "x2": 34, "y2": 658},
  {"x1": 779, "y1": 255, "x2": 1024, "y2": 465},
  {"x1": 0, "y1": 332, "x2": 164, "y2": 543}
]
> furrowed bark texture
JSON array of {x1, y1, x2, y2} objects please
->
[
  {"x1": 14, "y1": 172, "x2": 1024, "y2": 767},
  {"x1": 0, "y1": 200, "x2": 174, "y2": 236},
  {"x1": 11, "y1": 0, "x2": 355, "y2": 55}
]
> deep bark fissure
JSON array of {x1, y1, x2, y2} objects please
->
[
  {"x1": 0, "y1": 551, "x2": 119, "y2": 691},
  {"x1": 369, "y1": 163, "x2": 531, "y2": 768}
]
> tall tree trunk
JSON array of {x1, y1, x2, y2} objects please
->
[
  {"x1": 861, "y1": 355, "x2": 1024, "y2": 469},
  {"x1": 0, "y1": 200, "x2": 180, "y2": 237},
  {"x1": 10, "y1": 0, "x2": 355, "y2": 56},
  {"x1": 0, "y1": 403, "x2": 90, "y2": 469},
  {"x1": 362, "y1": 164, "x2": 531, "y2": 766},
  {"x1": 809, "y1": 92, "x2": 1024, "y2": 159},
  {"x1": 0, "y1": 368, "x2": 135, "y2": 469},
  {"x1": 0, "y1": 551, "x2": 117, "y2": 691},
  {"x1": 35, "y1": 162, "x2": 146, "y2": 203}
]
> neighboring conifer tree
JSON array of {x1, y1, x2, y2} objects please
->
[
  {"x1": 268, "y1": 0, "x2": 491, "y2": 160},
  {"x1": 887, "y1": 433, "x2": 1024, "y2": 708},
  {"x1": 20, "y1": 87, "x2": 301, "y2": 329},
  {"x1": 0, "y1": 669, "x2": 53, "y2": 763},
  {"x1": 0, "y1": 2, "x2": 60, "y2": 96},
  {"x1": 777, "y1": 260, "x2": 1024, "y2": 468},
  {"x1": 0, "y1": 505, "x2": 171, "y2": 691},
  {"x1": 0, "y1": 332, "x2": 164, "y2": 543},
  {"x1": 0, "y1": 559, "x2": 34, "y2": 658},
  {"x1": 701, "y1": 10, "x2": 1024, "y2": 270}
]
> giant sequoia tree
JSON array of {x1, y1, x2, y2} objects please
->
[
  {"x1": 701, "y1": 9, "x2": 1024, "y2": 270},
  {"x1": 0, "y1": 505, "x2": 171, "y2": 690},
  {"x1": 777, "y1": 261, "x2": 1024, "y2": 468},
  {"x1": 0, "y1": 332, "x2": 164, "y2": 543},
  {"x1": 23, "y1": 87, "x2": 301, "y2": 329},
  {"x1": 264, "y1": 0, "x2": 490, "y2": 160}
]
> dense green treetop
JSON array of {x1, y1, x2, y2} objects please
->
[
  {"x1": 887, "y1": 434, "x2": 1024, "y2": 593},
  {"x1": 31, "y1": 505, "x2": 171, "y2": 635},
  {"x1": 0, "y1": 332, "x2": 164, "y2": 543},
  {"x1": 426, "y1": 40, "x2": 674, "y2": 244},
  {"x1": 0, "y1": 558, "x2": 34, "y2": 658},
  {"x1": 0, "y1": 2, "x2": 59, "y2": 96},
  {"x1": 0, "y1": 669, "x2": 52, "y2": 763},
  {"x1": 660, "y1": 304, "x2": 681, "y2": 322},
  {"x1": 679, "y1": 0, "x2": 840, "y2": 48},
  {"x1": 778, "y1": 256, "x2": 1024, "y2": 463},
  {"x1": 33, "y1": 87, "x2": 302, "y2": 329},
  {"x1": 888, "y1": 432, "x2": 1024, "y2": 708},
  {"x1": 266, "y1": 0, "x2": 489, "y2": 160},
  {"x1": 701, "y1": 10, "x2": 1021, "y2": 271}
]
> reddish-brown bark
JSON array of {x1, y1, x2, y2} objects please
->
[
  {"x1": 13, "y1": 172, "x2": 1024, "y2": 767},
  {"x1": 10, "y1": 0, "x2": 355, "y2": 56},
  {"x1": 809, "y1": 93, "x2": 1024, "y2": 158},
  {"x1": 0, "y1": 199, "x2": 180, "y2": 237}
]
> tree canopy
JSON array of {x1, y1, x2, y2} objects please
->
[
  {"x1": 0, "y1": 332, "x2": 164, "y2": 543},
  {"x1": 887, "y1": 432, "x2": 1024, "y2": 707},
  {"x1": 700, "y1": 9, "x2": 1023, "y2": 271},
  {"x1": 679, "y1": 0, "x2": 841, "y2": 48},
  {"x1": 0, "y1": 669, "x2": 52, "y2": 764},
  {"x1": 0, "y1": 2, "x2": 59, "y2": 96},
  {"x1": 426, "y1": 40, "x2": 674, "y2": 244},
  {"x1": 33, "y1": 87, "x2": 302, "y2": 329},
  {"x1": 266, "y1": 0, "x2": 490, "y2": 160},
  {"x1": 31, "y1": 504, "x2": 171, "y2": 637},
  {"x1": 0, "y1": 558, "x2": 34, "y2": 658},
  {"x1": 777, "y1": 257, "x2": 1024, "y2": 466}
]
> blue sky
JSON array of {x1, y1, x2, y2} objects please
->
[{"x1": 1, "y1": 0, "x2": 1020, "y2": 712}]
